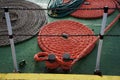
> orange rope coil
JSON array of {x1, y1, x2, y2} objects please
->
[
  {"x1": 71, "y1": 0, "x2": 116, "y2": 18},
  {"x1": 34, "y1": 13, "x2": 120, "y2": 70},
  {"x1": 34, "y1": 20, "x2": 96, "y2": 70}
]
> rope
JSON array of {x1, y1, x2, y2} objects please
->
[
  {"x1": 1, "y1": 34, "x2": 120, "y2": 37},
  {"x1": 71, "y1": 0, "x2": 116, "y2": 18},
  {"x1": 47, "y1": 0, "x2": 84, "y2": 17},
  {"x1": 0, "y1": 7, "x2": 118, "y2": 10},
  {"x1": 0, "y1": 0, "x2": 47, "y2": 46}
]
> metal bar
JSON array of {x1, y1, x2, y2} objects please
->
[
  {"x1": 71, "y1": 11, "x2": 120, "y2": 67},
  {"x1": 4, "y1": 8, "x2": 19, "y2": 72},
  {"x1": 94, "y1": 6, "x2": 108, "y2": 76}
]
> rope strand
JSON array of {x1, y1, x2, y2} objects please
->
[{"x1": 0, "y1": 7, "x2": 119, "y2": 10}]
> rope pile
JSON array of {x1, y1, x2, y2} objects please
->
[
  {"x1": 34, "y1": 20, "x2": 97, "y2": 70},
  {"x1": 47, "y1": 0, "x2": 117, "y2": 18},
  {"x1": 71, "y1": 0, "x2": 116, "y2": 18},
  {"x1": 34, "y1": 14, "x2": 120, "y2": 71},
  {"x1": 0, "y1": 0, "x2": 47, "y2": 46},
  {"x1": 47, "y1": 0, "x2": 84, "y2": 18}
]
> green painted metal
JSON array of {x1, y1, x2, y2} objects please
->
[{"x1": 0, "y1": 0, "x2": 120, "y2": 75}]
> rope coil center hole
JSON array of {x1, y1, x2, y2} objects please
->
[{"x1": 61, "y1": 33, "x2": 69, "y2": 39}]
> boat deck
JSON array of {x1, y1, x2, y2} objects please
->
[{"x1": 0, "y1": 0, "x2": 120, "y2": 76}]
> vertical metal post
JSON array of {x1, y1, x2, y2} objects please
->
[
  {"x1": 4, "y1": 8, "x2": 19, "y2": 72},
  {"x1": 94, "y1": 6, "x2": 108, "y2": 76}
]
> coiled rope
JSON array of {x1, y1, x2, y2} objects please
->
[
  {"x1": 47, "y1": 0, "x2": 84, "y2": 17},
  {"x1": 0, "y1": 0, "x2": 47, "y2": 46},
  {"x1": 71, "y1": 0, "x2": 116, "y2": 18}
]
